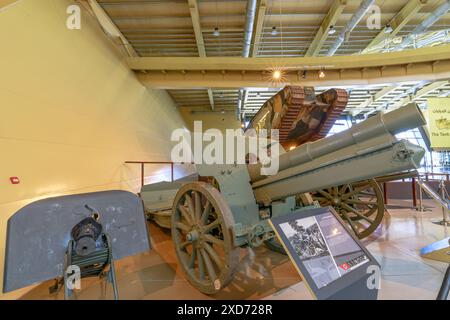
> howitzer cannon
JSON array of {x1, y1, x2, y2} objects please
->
[
  {"x1": 247, "y1": 86, "x2": 421, "y2": 239},
  {"x1": 141, "y1": 103, "x2": 426, "y2": 294}
]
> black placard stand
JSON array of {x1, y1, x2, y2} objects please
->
[{"x1": 270, "y1": 206, "x2": 379, "y2": 300}]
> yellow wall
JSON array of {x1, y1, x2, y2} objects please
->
[
  {"x1": 180, "y1": 107, "x2": 242, "y2": 132},
  {"x1": 0, "y1": 0, "x2": 190, "y2": 298}
]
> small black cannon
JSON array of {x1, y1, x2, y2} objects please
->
[{"x1": 3, "y1": 191, "x2": 150, "y2": 299}]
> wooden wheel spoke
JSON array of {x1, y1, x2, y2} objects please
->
[
  {"x1": 178, "y1": 205, "x2": 194, "y2": 226},
  {"x1": 356, "y1": 214, "x2": 375, "y2": 224},
  {"x1": 180, "y1": 241, "x2": 191, "y2": 250},
  {"x1": 332, "y1": 186, "x2": 338, "y2": 196},
  {"x1": 188, "y1": 249, "x2": 197, "y2": 268},
  {"x1": 202, "y1": 219, "x2": 220, "y2": 233},
  {"x1": 339, "y1": 184, "x2": 350, "y2": 194},
  {"x1": 342, "y1": 211, "x2": 360, "y2": 235},
  {"x1": 197, "y1": 249, "x2": 205, "y2": 280},
  {"x1": 341, "y1": 203, "x2": 375, "y2": 224},
  {"x1": 318, "y1": 189, "x2": 333, "y2": 201},
  {"x1": 341, "y1": 186, "x2": 370, "y2": 200},
  {"x1": 200, "y1": 201, "x2": 211, "y2": 226},
  {"x1": 202, "y1": 234, "x2": 224, "y2": 247},
  {"x1": 193, "y1": 191, "x2": 202, "y2": 222},
  {"x1": 184, "y1": 193, "x2": 196, "y2": 222},
  {"x1": 340, "y1": 202, "x2": 360, "y2": 214},
  {"x1": 204, "y1": 242, "x2": 223, "y2": 269},
  {"x1": 201, "y1": 249, "x2": 217, "y2": 281},
  {"x1": 175, "y1": 221, "x2": 190, "y2": 232}
]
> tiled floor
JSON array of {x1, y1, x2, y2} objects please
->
[{"x1": 21, "y1": 199, "x2": 449, "y2": 300}]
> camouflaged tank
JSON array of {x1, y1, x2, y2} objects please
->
[{"x1": 247, "y1": 86, "x2": 349, "y2": 149}]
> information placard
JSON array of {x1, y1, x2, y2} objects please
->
[
  {"x1": 270, "y1": 206, "x2": 380, "y2": 300},
  {"x1": 427, "y1": 98, "x2": 450, "y2": 150}
]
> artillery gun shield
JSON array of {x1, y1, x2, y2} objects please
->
[{"x1": 3, "y1": 190, "x2": 150, "y2": 293}]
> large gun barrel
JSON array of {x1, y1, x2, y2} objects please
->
[
  {"x1": 250, "y1": 103, "x2": 426, "y2": 204},
  {"x1": 249, "y1": 103, "x2": 425, "y2": 182}
]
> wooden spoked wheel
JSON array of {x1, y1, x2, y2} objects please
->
[
  {"x1": 311, "y1": 179, "x2": 385, "y2": 239},
  {"x1": 171, "y1": 182, "x2": 239, "y2": 294}
]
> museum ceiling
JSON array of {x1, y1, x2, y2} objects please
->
[{"x1": 92, "y1": 0, "x2": 450, "y2": 117}]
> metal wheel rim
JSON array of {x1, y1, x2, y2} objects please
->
[{"x1": 171, "y1": 182, "x2": 239, "y2": 294}]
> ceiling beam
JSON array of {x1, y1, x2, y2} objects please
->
[
  {"x1": 305, "y1": 0, "x2": 347, "y2": 57},
  {"x1": 134, "y1": 60, "x2": 450, "y2": 88},
  {"x1": 365, "y1": 0, "x2": 428, "y2": 51},
  {"x1": 85, "y1": 0, "x2": 137, "y2": 57},
  {"x1": 188, "y1": 0, "x2": 214, "y2": 111},
  {"x1": 352, "y1": 85, "x2": 399, "y2": 115},
  {"x1": 128, "y1": 44, "x2": 450, "y2": 71},
  {"x1": 130, "y1": 44, "x2": 450, "y2": 89},
  {"x1": 188, "y1": 0, "x2": 206, "y2": 57},
  {"x1": 393, "y1": 81, "x2": 448, "y2": 108},
  {"x1": 251, "y1": 0, "x2": 267, "y2": 57}
]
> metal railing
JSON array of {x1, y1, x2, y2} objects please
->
[
  {"x1": 380, "y1": 172, "x2": 449, "y2": 208},
  {"x1": 125, "y1": 161, "x2": 196, "y2": 187},
  {"x1": 125, "y1": 161, "x2": 175, "y2": 187},
  {"x1": 416, "y1": 178, "x2": 450, "y2": 226},
  {"x1": 126, "y1": 164, "x2": 450, "y2": 209},
  {"x1": 420, "y1": 172, "x2": 450, "y2": 181}
]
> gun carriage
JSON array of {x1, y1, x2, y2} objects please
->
[{"x1": 141, "y1": 102, "x2": 426, "y2": 294}]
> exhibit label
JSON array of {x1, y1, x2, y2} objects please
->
[{"x1": 427, "y1": 98, "x2": 450, "y2": 150}]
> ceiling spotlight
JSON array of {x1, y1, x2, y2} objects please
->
[
  {"x1": 384, "y1": 24, "x2": 393, "y2": 34},
  {"x1": 318, "y1": 70, "x2": 326, "y2": 79},
  {"x1": 265, "y1": 66, "x2": 286, "y2": 84},
  {"x1": 328, "y1": 25, "x2": 336, "y2": 35},
  {"x1": 271, "y1": 26, "x2": 278, "y2": 36},
  {"x1": 273, "y1": 70, "x2": 282, "y2": 80},
  {"x1": 241, "y1": 123, "x2": 245, "y2": 128},
  {"x1": 213, "y1": 27, "x2": 220, "y2": 37}
]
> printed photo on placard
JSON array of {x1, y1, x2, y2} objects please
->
[{"x1": 279, "y1": 211, "x2": 369, "y2": 289}]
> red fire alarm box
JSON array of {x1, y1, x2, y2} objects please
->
[{"x1": 10, "y1": 177, "x2": 20, "y2": 184}]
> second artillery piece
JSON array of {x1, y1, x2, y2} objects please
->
[{"x1": 141, "y1": 103, "x2": 426, "y2": 294}]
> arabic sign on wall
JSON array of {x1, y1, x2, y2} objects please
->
[{"x1": 427, "y1": 98, "x2": 450, "y2": 150}]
